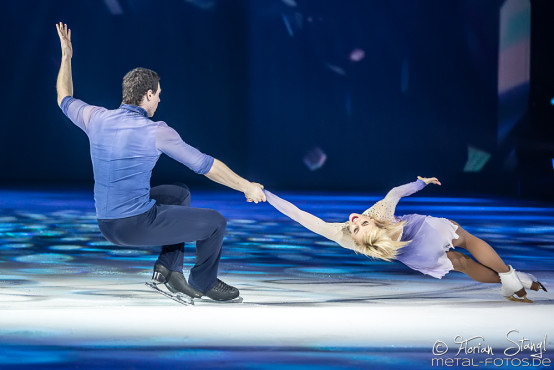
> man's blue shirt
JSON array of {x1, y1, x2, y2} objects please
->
[{"x1": 60, "y1": 96, "x2": 214, "y2": 219}]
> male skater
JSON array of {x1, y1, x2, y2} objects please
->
[{"x1": 55, "y1": 22, "x2": 266, "y2": 302}]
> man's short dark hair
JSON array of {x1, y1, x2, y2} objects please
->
[{"x1": 122, "y1": 67, "x2": 160, "y2": 106}]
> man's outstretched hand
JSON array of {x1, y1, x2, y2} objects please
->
[
  {"x1": 245, "y1": 182, "x2": 266, "y2": 203},
  {"x1": 56, "y1": 22, "x2": 73, "y2": 59}
]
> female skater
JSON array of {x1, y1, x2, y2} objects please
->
[{"x1": 263, "y1": 177, "x2": 546, "y2": 302}]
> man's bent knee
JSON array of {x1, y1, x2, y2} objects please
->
[
  {"x1": 168, "y1": 183, "x2": 191, "y2": 206},
  {"x1": 172, "y1": 183, "x2": 190, "y2": 195},
  {"x1": 208, "y1": 210, "x2": 227, "y2": 230}
]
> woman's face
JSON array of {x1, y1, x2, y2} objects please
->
[{"x1": 348, "y1": 213, "x2": 376, "y2": 244}]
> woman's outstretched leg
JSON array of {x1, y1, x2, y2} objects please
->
[
  {"x1": 448, "y1": 221, "x2": 541, "y2": 301},
  {"x1": 450, "y1": 221, "x2": 509, "y2": 274},
  {"x1": 446, "y1": 251, "x2": 500, "y2": 283}
]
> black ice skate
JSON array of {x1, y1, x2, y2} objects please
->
[
  {"x1": 201, "y1": 279, "x2": 241, "y2": 302},
  {"x1": 145, "y1": 264, "x2": 199, "y2": 305},
  {"x1": 146, "y1": 264, "x2": 242, "y2": 304},
  {"x1": 164, "y1": 270, "x2": 203, "y2": 299},
  {"x1": 151, "y1": 263, "x2": 170, "y2": 284}
]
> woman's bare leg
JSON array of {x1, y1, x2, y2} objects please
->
[
  {"x1": 450, "y1": 221, "x2": 510, "y2": 274},
  {"x1": 446, "y1": 250, "x2": 500, "y2": 283}
]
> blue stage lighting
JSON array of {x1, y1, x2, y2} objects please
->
[{"x1": 551, "y1": 98, "x2": 554, "y2": 105}]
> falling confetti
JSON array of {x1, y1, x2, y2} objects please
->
[
  {"x1": 282, "y1": 14, "x2": 294, "y2": 37},
  {"x1": 103, "y1": 0, "x2": 123, "y2": 15},
  {"x1": 325, "y1": 63, "x2": 346, "y2": 76},
  {"x1": 464, "y1": 146, "x2": 491, "y2": 172},
  {"x1": 349, "y1": 49, "x2": 365, "y2": 62},
  {"x1": 303, "y1": 147, "x2": 327, "y2": 171},
  {"x1": 281, "y1": 0, "x2": 297, "y2": 7}
]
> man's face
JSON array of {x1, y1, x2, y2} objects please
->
[{"x1": 146, "y1": 82, "x2": 161, "y2": 117}]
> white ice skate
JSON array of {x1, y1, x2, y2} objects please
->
[
  {"x1": 499, "y1": 266, "x2": 532, "y2": 303},
  {"x1": 516, "y1": 271, "x2": 547, "y2": 293}
]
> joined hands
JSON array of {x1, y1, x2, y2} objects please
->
[{"x1": 245, "y1": 182, "x2": 266, "y2": 203}]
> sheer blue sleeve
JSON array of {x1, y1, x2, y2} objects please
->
[
  {"x1": 363, "y1": 179, "x2": 426, "y2": 222},
  {"x1": 60, "y1": 96, "x2": 106, "y2": 133},
  {"x1": 385, "y1": 179, "x2": 426, "y2": 201},
  {"x1": 155, "y1": 122, "x2": 214, "y2": 174},
  {"x1": 264, "y1": 190, "x2": 357, "y2": 250}
]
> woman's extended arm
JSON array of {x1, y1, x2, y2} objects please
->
[
  {"x1": 363, "y1": 177, "x2": 440, "y2": 222},
  {"x1": 265, "y1": 190, "x2": 342, "y2": 242}
]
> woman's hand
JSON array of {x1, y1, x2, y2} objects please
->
[
  {"x1": 245, "y1": 182, "x2": 266, "y2": 203},
  {"x1": 417, "y1": 176, "x2": 441, "y2": 186}
]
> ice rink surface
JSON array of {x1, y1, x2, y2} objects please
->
[{"x1": 1, "y1": 189, "x2": 553, "y2": 369}]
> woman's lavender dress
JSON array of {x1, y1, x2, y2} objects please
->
[
  {"x1": 396, "y1": 214, "x2": 459, "y2": 278},
  {"x1": 357, "y1": 179, "x2": 460, "y2": 278}
]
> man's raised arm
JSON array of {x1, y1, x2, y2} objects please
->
[{"x1": 56, "y1": 22, "x2": 73, "y2": 106}]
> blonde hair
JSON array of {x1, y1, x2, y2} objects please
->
[{"x1": 353, "y1": 219, "x2": 409, "y2": 261}]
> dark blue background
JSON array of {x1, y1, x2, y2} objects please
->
[{"x1": 1, "y1": 0, "x2": 552, "y2": 197}]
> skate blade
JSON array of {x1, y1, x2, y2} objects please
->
[
  {"x1": 528, "y1": 281, "x2": 547, "y2": 292},
  {"x1": 195, "y1": 296, "x2": 244, "y2": 304},
  {"x1": 145, "y1": 282, "x2": 194, "y2": 306},
  {"x1": 505, "y1": 295, "x2": 533, "y2": 303}
]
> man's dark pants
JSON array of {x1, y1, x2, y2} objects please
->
[{"x1": 98, "y1": 184, "x2": 226, "y2": 292}]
